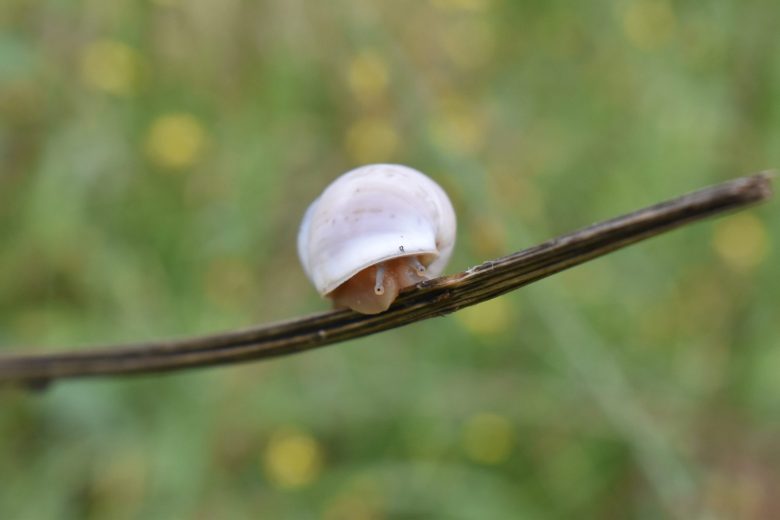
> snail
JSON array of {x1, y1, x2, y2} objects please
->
[{"x1": 297, "y1": 164, "x2": 456, "y2": 314}]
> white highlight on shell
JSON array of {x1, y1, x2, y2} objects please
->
[{"x1": 297, "y1": 164, "x2": 457, "y2": 313}]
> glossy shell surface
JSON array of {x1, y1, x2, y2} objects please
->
[{"x1": 297, "y1": 164, "x2": 456, "y2": 296}]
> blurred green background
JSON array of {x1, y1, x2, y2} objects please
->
[{"x1": 1, "y1": 0, "x2": 778, "y2": 518}]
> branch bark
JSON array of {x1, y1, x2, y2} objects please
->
[{"x1": 0, "y1": 173, "x2": 773, "y2": 388}]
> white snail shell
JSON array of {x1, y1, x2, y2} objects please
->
[{"x1": 297, "y1": 164, "x2": 456, "y2": 314}]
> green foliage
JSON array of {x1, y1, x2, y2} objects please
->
[{"x1": 1, "y1": 0, "x2": 778, "y2": 518}]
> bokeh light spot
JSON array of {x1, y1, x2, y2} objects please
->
[
  {"x1": 89, "y1": 446, "x2": 148, "y2": 517},
  {"x1": 204, "y1": 257, "x2": 256, "y2": 310},
  {"x1": 323, "y1": 477, "x2": 384, "y2": 520},
  {"x1": 750, "y1": 344, "x2": 780, "y2": 411},
  {"x1": 80, "y1": 40, "x2": 142, "y2": 96},
  {"x1": 345, "y1": 117, "x2": 399, "y2": 164},
  {"x1": 437, "y1": 18, "x2": 495, "y2": 69},
  {"x1": 151, "y1": 0, "x2": 181, "y2": 7},
  {"x1": 462, "y1": 413, "x2": 514, "y2": 464},
  {"x1": 469, "y1": 215, "x2": 508, "y2": 258},
  {"x1": 712, "y1": 213, "x2": 769, "y2": 272},
  {"x1": 263, "y1": 427, "x2": 324, "y2": 489},
  {"x1": 456, "y1": 298, "x2": 511, "y2": 337},
  {"x1": 621, "y1": 0, "x2": 677, "y2": 51},
  {"x1": 347, "y1": 50, "x2": 389, "y2": 106},
  {"x1": 431, "y1": 0, "x2": 491, "y2": 12},
  {"x1": 429, "y1": 96, "x2": 485, "y2": 154},
  {"x1": 145, "y1": 113, "x2": 207, "y2": 169}
]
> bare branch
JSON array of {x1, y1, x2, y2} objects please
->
[{"x1": 0, "y1": 173, "x2": 773, "y2": 388}]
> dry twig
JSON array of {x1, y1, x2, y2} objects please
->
[{"x1": 0, "y1": 173, "x2": 773, "y2": 388}]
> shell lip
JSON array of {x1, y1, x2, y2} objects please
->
[{"x1": 320, "y1": 249, "x2": 439, "y2": 297}]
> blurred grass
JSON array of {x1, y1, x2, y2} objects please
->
[{"x1": 1, "y1": 0, "x2": 779, "y2": 518}]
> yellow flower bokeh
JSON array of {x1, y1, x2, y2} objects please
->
[
  {"x1": 621, "y1": 0, "x2": 677, "y2": 51},
  {"x1": 436, "y1": 18, "x2": 495, "y2": 70},
  {"x1": 347, "y1": 50, "x2": 390, "y2": 107},
  {"x1": 712, "y1": 213, "x2": 769, "y2": 272},
  {"x1": 462, "y1": 413, "x2": 515, "y2": 464},
  {"x1": 456, "y1": 298, "x2": 512, "y2": 337},
  {"x1": 322, "y1": 477, "x2": 384, "y2": 520},
  {"x1": 429, "y1": 95, "x2": 486, "y2": 154},
  {"x1": 80, "y1": 40, "x2": 142, "y2": 96},
  {"x1": 144, "y1": 113, "x2": 207, "y2": 170},
  {"x1": 344, "y1": 117, "x2": 399, "y2": 164},
  {"x1": 263, "y1": 428, "x2": 324, "y2": 489},
  {"x1": 431, "y1": 0, "x2": 491, "y2": 12}
]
